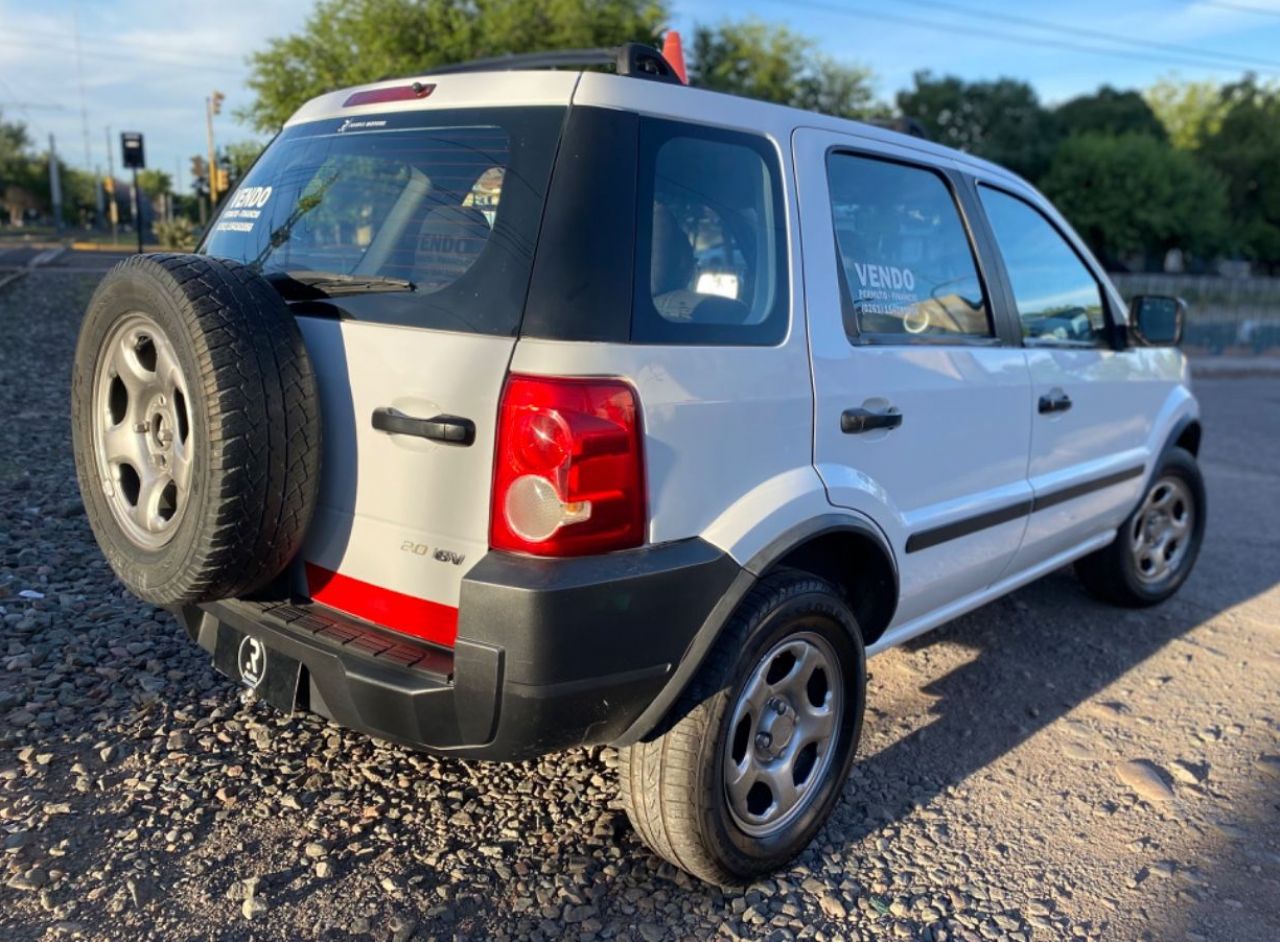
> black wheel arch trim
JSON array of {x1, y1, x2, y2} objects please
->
[
  {"x1": 1131, "y1": 411, "x2": 1202, "y2": 513},
  {"x1": 613, "y1": 512, "x2": 897, "y2": 747}
]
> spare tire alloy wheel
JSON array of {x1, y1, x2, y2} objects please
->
[
  {"x1": 725, "y1": 632, "x2": 843, "y2": 837},
  {"x1": 93, "y1": 313, "x2": 194, "y2": 549},
  {"x1": 72, "y1": 254, "x2": 322, "y2": 607}
]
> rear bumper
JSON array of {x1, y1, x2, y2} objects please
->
[{"x1": 178, "y1": 538, "x2": 741, "y2": 760}]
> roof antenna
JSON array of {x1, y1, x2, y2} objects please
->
[{"x1": 662, "y1": 30, "x2": 688, "y2": 84}]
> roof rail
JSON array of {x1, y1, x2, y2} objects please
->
[{"x1": 424, "y1": 42, "x2": 683, "y2": 85}]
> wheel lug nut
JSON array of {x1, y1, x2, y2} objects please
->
[
  {"x1": 773, "y1": 699, "x2": 787, "y2": 715},
  {"x1": 755, "y1": 732, "x2": 772, "y2": 750}
]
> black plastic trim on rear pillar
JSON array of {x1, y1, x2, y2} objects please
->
[{"x1": 521, "y1": 106, "x2": 639, "y2": 343}]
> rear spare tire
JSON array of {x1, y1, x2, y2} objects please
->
[{"x1": 71, "y1": 253, "x2": 321, "y2": 607}]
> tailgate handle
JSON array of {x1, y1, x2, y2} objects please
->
[{"x1": 372, "y1": 407, "x2": 475, "y2": 446}]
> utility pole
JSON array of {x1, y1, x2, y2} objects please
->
[
  {"x1": 48, "y1": 134, "x2": 64, "y2": 234},
  {"x1": 73, "y1": 2, "x2": 93, "y2": 173},
  {"x1": 104, "y1": 125, "x2": 118, "y2": 242},
  {"x1": 205, "y1": 91, "x2": 224, "y2": 211}
]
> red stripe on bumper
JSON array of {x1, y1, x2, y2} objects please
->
[{"x1": 304, "y1": 563, "x2": 458, "y2": 647}]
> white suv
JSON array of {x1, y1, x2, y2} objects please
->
[{"x1": 70, "y1": 44, "x2": 1205, "y2": 886}]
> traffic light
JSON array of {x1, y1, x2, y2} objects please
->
[
  {"x1": 215, "y1": 167, "x2": 230, "y2": 193},
  {"x1": 210, "y1": 90, "x2": 225, "y2": 116}
]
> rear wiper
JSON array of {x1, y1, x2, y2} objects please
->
[{"x1": 268, "y1": 270, "x2": 416, "y2": 297}]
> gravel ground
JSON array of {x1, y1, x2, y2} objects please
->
[{"x1": 2, "y1": 271, "x2": 1278, "y2": 942}]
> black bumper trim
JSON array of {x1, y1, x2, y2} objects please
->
[{"x1": 180, "y1": 538, "x2": 742, "y2": 760}]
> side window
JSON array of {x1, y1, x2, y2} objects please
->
[
  {"x1": 827, "y1": 153, "x2": 991, "y2": 341},
  {"x1": 978, "y1": 186, "x2": 1107, "y2": 346},
  {"x1": 633, "y1": 120, "x2": 788, "y2": 345}
]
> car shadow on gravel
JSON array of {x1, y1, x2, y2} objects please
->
[{"x1": 836, "y1": 487, "x2": 1271, "y2": 840}]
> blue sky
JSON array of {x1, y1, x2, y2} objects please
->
[{"x1": 3, "y1": 0, "x2": 1279, "y2": 193}]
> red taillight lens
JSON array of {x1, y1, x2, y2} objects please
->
[{"x1": 491, "y1": 375, "x2": 645, "y2": 556}]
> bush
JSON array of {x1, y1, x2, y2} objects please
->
[{"x1": 153, "y1": 218, "x2": 197, "y2": 252}]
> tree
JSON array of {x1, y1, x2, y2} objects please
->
[
  {"x1": 688, "y1": 19, "x2": 883, "y2": 119},
  {"x1": 1056, "y1": 85, "x2": 1165, "y2": 140},
  {"x1": 0, "y1": 110, "x2": 39, "y2": 225},
  {"x1": 243, "y1": 0, "x2": 667, "y2": 132},
  {"x1": 0, "y1": 111, "x2": 31, "y2": 182},
  {"x1": 1039, "y1": 133, "x2": 1227, "y2": 266},
  {"x1": 136, "y1": 169, "x2": 173, "y2": 198},
  {"x1": 1198, "y1": 75, "x2": 1280, "y2": 270},
  {"x1": 224, "y1": 140, "x2": 267, "y2": 181},
  {"x1": 897, "y1": 72, "x2": 1058, "y2": 181},
  {"x1": 1145, "y1": 76, "x2": 1228, "y2": 150}
]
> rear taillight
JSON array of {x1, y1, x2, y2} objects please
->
[{"x1": 491, "y1": 375, "x2": 645, "y2": 556}]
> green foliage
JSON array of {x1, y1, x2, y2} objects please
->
[
  {"x1": 136, "y1": 169, "x2": 173, "y2": 198},
  {"x1": 1199, "y1": 76, "x2": 1280, "y2": 270},
  {"x1": 897, "y1": 72, "x2": 1058, "y2": 181},
  {"x1": 1145, "y1": 76, "x2": 1228, "y2": 150},
  {"x1": 689, "y1": 19, "x2": 883, "y2": 119},
  {"x1": 224, "y1": 140, "x2": 267, "y2": 180},
  {"x1": 242, "y1": 0, "x2": 667, "y2": 132},
  {"x1": 1056, "y1": 86, "x2": 1165, "y2": 140},
  {"x1": 1040, "y1": 133, "x2": 1227, "y2": 264},
  {"x1": 154, "y1": 217, "x2": 198, "y2": 251}
]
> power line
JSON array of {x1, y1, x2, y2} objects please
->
[
  {"x1": 0, "y1": 38, "x2": 243, "y2": 76},
  {"x1": 763, "y1": 0, "x2": 1280, "y2": 76},
  {"x1": 896, "y1": 0, "x2": 1280, "y2": 72},
  {"x1": 7, "y1": 27, "x2": 244, "y2": 65},
  {"x1": 1198, "y1": 0, "x2": 1280, "y2": 19},
  {"x1": 0, "y1": 101, "x2": 67, "y2": 111}
]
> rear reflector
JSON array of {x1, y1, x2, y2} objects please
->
[
  {"x1": 343, "y1": 83, "x2": 436, "y2": 107},
  {"x1": 305, "y1": 563, "x2": 458, "y2": 647}
]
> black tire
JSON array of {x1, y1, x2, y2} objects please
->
[
  {"x1": 71, "y1": 253, "x2": 321, "y2": 607},
  {"x1": 1075, "y1": 446, "x2": 1206, "y2": 607},
  {"x1": 619, "y1": 571, "x2": 865, "y2": 886}
]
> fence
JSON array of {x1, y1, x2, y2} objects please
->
[{"x1": 1108, "y1": 273, "x2": 1280, "y2": 354}]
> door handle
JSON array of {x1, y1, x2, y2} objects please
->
[
  {"x1": 371, "y1": 407, "x2": 475, "y2": 446},
  {"x1": 1038, "y1": 392, "x2": 1073, "y2": 415},
  {"x1": 841, "y1": 407, "x2": 903, "y2": 434}
]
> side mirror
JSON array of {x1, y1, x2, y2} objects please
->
[{"x1": 1129, "y1": 295, "x2": 1186, "y2": 347}]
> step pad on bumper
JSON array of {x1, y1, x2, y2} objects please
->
[{"x1": 265, "y1": 602, "x2": 453, "y2": 678}]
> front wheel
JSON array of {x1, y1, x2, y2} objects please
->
[
  {"x1": 1075, "y1": 446, "x2": 1206, "y2": 607},
  {"x1": 618, "y1": 572, "x2": 865, "y2": 886}
]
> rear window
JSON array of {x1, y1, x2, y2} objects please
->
[{"x1": 202, "y1": 107, "x2": 564, "y2": 335}]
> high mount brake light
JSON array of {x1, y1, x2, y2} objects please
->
[
  {"x1": 491, "y1": 375, "x2": 645, "y2": 557},
  {"x1": 343, "y1": 83, "x2": 435, "y2": 107}
]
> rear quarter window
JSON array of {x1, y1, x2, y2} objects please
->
[{"x1": 632, "y1": 120, "x2": 789, "y2": 346}]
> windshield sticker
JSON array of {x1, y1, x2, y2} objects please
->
[
  {"x1": 214, "y1": 186, "x2": 273, "y2": 233},
  {"x1": 337, "y1": 118, "x2": 388, "y2": 133},
  {"x1": 850, "y1": 262, "x2": 919, "y2": 317}
]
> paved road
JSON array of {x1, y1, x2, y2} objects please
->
[
  {"x1": 0, "y1": 273, "x2": 1277, "y2": 942},
  {"x1": 0, "y1": 246, "x2": 136, "y2": 273}
]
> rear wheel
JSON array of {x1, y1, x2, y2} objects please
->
[
  {"x1": 619, "y1": 572, "x2": 865, "y2": 886},
  {"x1": 1075, "y1": 446, "x2": 1206, "y2": 607}
]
